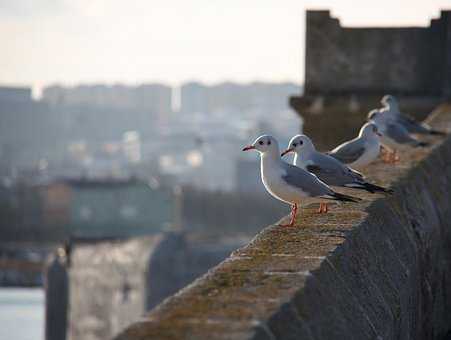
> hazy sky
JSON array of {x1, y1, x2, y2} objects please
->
[{"x1": 1, "y1": 0, "x2": 450, "y2": 96}]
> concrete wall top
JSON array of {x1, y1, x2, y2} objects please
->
[{"x1": 115, "y1": 104, "x2": 451, "y2": 340}]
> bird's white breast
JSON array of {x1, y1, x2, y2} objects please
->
[
  {"x1": 350, "y1": 139, "x2": 380, "y2": 168},
  {"x1": 261, "y1": 158, "x2": 307, "y2": 205}
]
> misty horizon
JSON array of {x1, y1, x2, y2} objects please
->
[{"x1": 1, "y1": 0, "x2": 450, "y2": 98}]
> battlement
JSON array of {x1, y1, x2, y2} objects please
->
[
  {"x1": 304, "y1": 10, "x2": 451, "y2": 97},
  {"x1": 290, "y1": 9, "x2": 451, "y2": 150}
]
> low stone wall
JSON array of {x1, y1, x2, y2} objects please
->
[
  {"x1": 115, "y1": 104, "x2": 451, "y2": 340},
  {"x1": 45, "y1": 232, "x2": 246, "y2": 340}
]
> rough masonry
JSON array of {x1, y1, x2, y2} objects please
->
[
  {"x1": 290, "y1": 10, "x2": 451, "y2": 149},
  {"x1": 45, "y1": 233, "x2": 247, "y2": 340},
  {"x1": 115, "y1": 104, "x2": 451, "y2": 340}
]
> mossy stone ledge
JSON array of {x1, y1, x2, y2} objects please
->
[{"x1": 116, "y1": 104, "x2": 451, "y2": 340}]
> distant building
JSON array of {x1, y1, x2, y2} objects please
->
[
  {"x1": 42, "y1": 84, "x2": 172, "y2": 116},
  {"x1": 39, "y1": 178, "x2": 175, "y2": 238},
  {"x1": 290, "y1": 10, "x2": 451, "y2": 149},
  {"x1": 0, "y1": 86, "x2": 56, "y2": 170},
  {"x1": 0, "y1": 86, "x2": 32, "y2": 103},
  {"x1": 180, "y1": 81, "x2": 299, "y2": 115},
  {"x1": 180, "y1": 82, "x2": 208, "y2": 114}
]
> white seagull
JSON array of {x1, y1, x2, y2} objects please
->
[
  {"x1": 242, "y1": 135, "x2": 360, "y2": 226},
  {"x1": 368, "y1": 109, "x2": 428, "y2": 162},
  {"x1": 328, "y1": 122, "x2": 382, "y2": 168},
  {"x1": 381, "y1": 95, "x2": 446, "y2": 136},
  {"x1": 281, "y1": 134, "x2": 393, "y2": 212}
]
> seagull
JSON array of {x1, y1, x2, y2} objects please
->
[
  {"x1": 242, "y1": 135, "x2": 360, "y2": 226},
  {"x1": 368, "y1": 109, "x2": 428, "y2": 162},
  {"x1": 328, "y1": 122, "x2": 382, "y2": 168},
  {"x1": 281, "y1": 134, "x2": 393, "y2": 212},
  {"x1": 381, "y1": 95, "x2": 446, "y2": 136}
]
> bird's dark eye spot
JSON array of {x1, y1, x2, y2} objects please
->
[
  {"x1": 267, "y1": 140, "x2": 271, "y2": 145},
  {"x1": 258, "y1": 141, "x2": 264, "y2": 145},
  {"x1": 299, "y1": 141, "x2": 303, "y2": 145}
]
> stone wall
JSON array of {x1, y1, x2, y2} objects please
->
[
  {"x1": 304, "y1": 10, "x2": 450, "y2": 97},
  {"x1": 290, "y1": 9, "x2": 451, "y2": 150},
  {"x1": 114, "y1": 105, "x2": 451, "y2": 340},
  {"x1": 45, "y1": 232, "x2": 246, "y2": 340}
]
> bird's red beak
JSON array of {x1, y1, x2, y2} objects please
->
[
  {"x1": 242, "y1": 145, "x2": 255, "y2": 151},
  {"x1": 281, "y1": 148, "x2": 294, "y2": 157}
]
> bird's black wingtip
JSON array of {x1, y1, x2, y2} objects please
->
[
  {"x1": 359, "y1": 182, "x2": 393, "y2": 195},
  {"x1": 385, "y1": 188, "x2": 395, "y2": 195},
  {"x1": 332, "y1": 192, "x2": 361, "y2": 203},
  {"x1": 430, "y1": 130, "x2": 447, "y2": 136}
]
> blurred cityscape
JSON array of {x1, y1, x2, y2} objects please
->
[{"x1": 0, "y1": 82, "x2": 301, "y2": 286}]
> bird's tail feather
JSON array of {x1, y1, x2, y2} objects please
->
[
  {"x1": 429, "y1": 129, "x2": 447, "y2": 136},
  {"x1": 345, "y1": 182, "x2": 394, "y2": 195},
  {"x1": 360, "y1": 182, "x2": 394, "y2": 195},
  {"x1": 328, "y1": 192, "x2": 361, "y2": 203}
]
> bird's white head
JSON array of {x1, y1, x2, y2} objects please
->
[
  {"x1": 242, "y1": 135, "x2": 279, "y2": 155},
  {"x1": 359, "y1": 122, "x2": 382, "y2": 138},
  {"x1": 381, "y1": 95, "x2": 398, "y2": 108},
  {"x1": 281, "y1": 134, "x2": 315, "y2": 157}
]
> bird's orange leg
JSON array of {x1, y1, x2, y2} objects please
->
[
  {"x1": 381, "y1": 146, "x2": 399, "y2": 164},
  {"x1": 390, "y1": 149, "x2": 400, "y2": 163},
  {"x1": 279, "y1": 204, "x2": 298, "y2": 227},
  {"x1": 317, "y1": 202, "x2": 328, "y2": 213}
]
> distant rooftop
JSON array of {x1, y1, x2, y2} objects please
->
[{"x1": 0, "y1": 86, "x2": 32, "y2": 103}]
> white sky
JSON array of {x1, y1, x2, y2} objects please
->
[{"x1": 1, "y1": 0, "x2": 450, "y2": 96}]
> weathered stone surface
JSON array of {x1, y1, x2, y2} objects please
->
[
  {"x1": 290, "y1": 9, "x2": 451, "y2": 150},
  {"x1": 114, "y1": 104, "x2": 451, "y2": 340},
  {"x1": 302, "y1": 10, "x2": 450, "y2": 97},
  {"x1": 45, "y1": 232, "x2": 245, "y2": 340}
]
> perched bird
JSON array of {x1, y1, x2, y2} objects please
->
[
  {"x1": 281, "y1": 134, "x2": 392, "y2": 212},
  {"x1": 328, "y1": 122, "x2": 382, "y2": 168},
  {"x1": 381, "y1": 95, "x2": 446, "y2": 136},
  {"x1": 242, "y1": 135, "x2": 360, "y2": 226},
  {"x1": 368, "y1": 109, "x2": 428, "y2": 162}
]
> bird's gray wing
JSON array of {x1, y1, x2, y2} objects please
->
[
  {"x1": 396, "y1": 115, "x2": 430, "y2": 134},
  {"x1": 305, "y1": 153, "x2": 355, "y2": 186},
  {"x1": 328, "y1": 139, "x2": 366, "y2": 164},
  {"x1": 281, "y1": 163, "x2": 333, "y2": 197},
  {"x1": 386, "y1": 122, "x2": 419, "y2": 145}
]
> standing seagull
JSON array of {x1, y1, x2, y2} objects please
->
[
  {"x1": 242, "y1": 135, "x2": 360, "y2": 226},
  {"x1": 381, "y1": 95, "x2": 446, "y2": 136},
  {"x1": 282, "y1": 134, "x2": 392, "y2": 212},
  {"x1": 328, "y1": 122, "x2": 382, "y2": 168},
  {"x1": 368, "y1": 109, "x2": 428, "y2": 162}
]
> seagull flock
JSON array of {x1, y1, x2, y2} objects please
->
[{"x1": 242, "y1": 95, "x2": 446, "y2": 227}]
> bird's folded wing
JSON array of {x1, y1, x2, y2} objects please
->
[
  {"x1": 282, "y1": 164, "x2": 330, "y2": 197},
  {"x1": 329, "y1": 143, "x2": 365, "y2": 164},
  {"x1": 386, "y1": 123, "x2": 417, "y2": 144},
  {"x1": 397, "y1": 115, "x2": 430, "y2": 133},
  {"x1": 306, "y1": 164, "x2": 349, "y2": 186}
]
